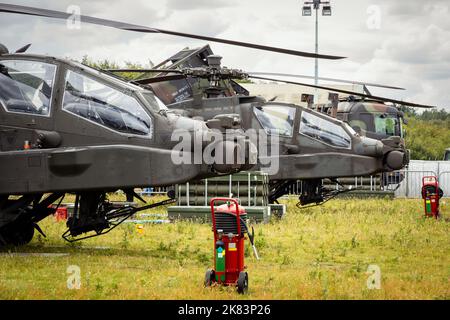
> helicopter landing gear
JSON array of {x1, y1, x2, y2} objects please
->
[
  {"x1": 62, "y1": 193, "x2": 176, "y2": 242},
  {"x1": 269, "y1": 179, "x2": 352, "y2": 208},
  {"x1": 0, "y1": 193, "x2": 63, "y2": 247},
  {"x1": 296, "y1": 179, "x2": 352, "y2": 208},
  {"x1": 0, "y1": 220, "x2": 35, "y2": 246}
]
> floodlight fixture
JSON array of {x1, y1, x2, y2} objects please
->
[{"x1": 302, "y1": 5, "x2": 312, "y2": 16}]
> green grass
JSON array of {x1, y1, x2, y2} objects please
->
[{"x1": 0, "y1": 197, "x2": 449, "y2": 300}]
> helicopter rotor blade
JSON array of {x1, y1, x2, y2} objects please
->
[
  {"x1": 15, "y1": 43, "x2": 31, "y2": 53},
  {"x1": 249, "y1": 75, "x2": 436, "y2": 109},
  {"x1": 134, "y1": 74, "x2": 186, "y2": 85},
  {"x1": 248, "y1": 72, "x2": 405, "y2": 90},
  {"x1": 106, "y1": 69, "x2": 184, "y2": 74},
  {"x1": 0, "y1": 3, "x2": 346, "y2": 60}
]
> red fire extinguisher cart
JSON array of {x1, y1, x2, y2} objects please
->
[
  {"x1": 421, "y1": 176, "x2": 443, "y2": 218},
  {"x1": 204, "y1": 198, "x2": 258, "y2": 294}
]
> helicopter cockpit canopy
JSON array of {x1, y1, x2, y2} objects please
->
[
  {"x1": 0, "y1": 59, "x2": 56, "y2": 115},
  {"x1": 300, "y1": 111, "x2": 352, "y2": 149},
  {"x1": 75, "y1": 61, "x2": 169, "y2": 113},
  {"x1": 254, "y1": 104, "x2": 296, "y2": 137},
  {"x1": 338, "y1": 101, "x2": 403, "y2": 138},
  {"x1": 63, "y1": 70, "x2": 153, "y2": 136},
  {"x1": 59, "y1": 60, "x2": 175, "y2": 137},
  {"x1": 0, "y1": 58, "x2": 169, "y2": 137},
  {"x1": 347, "y1": 110, "x2": 402, "y2": 138},
  {"x1": 253, "y1": 104, "x2": 355, "y2": 149}
]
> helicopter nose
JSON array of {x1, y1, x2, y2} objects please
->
[
  {"x1": 356, "y1": 135, "x2": 408, "y2": 171},
  {"x1": 384, "y1": 150, "x2": 406, "y2": 170},
  {"x1": 380, "y1": 136, "x2": 408, "y2": 170}
]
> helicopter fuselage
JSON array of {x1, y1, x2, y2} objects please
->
[
  {"x1": 0, "y1": 53, "x2": 258, "y2": 245},
  {"x1": 166, "y1": 95, "x2": 408, "y2": 181},
  {"x1": 0, "y1": 54, "x2": 255, "y2": 195}
]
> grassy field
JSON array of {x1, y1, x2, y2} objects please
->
[{"x1": 0, "y1": 196, "x2": 449, "y2": 300}]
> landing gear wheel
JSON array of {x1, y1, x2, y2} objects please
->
[
  {"x1": 0, "y1": 222, "x2": 35, "y2": 246},
  {"x1": 204, "y1": 269, "x2": 215, "y2": 287},
  {"x1": 237, "y1": 271, "x2": 248, "y2": 294}
]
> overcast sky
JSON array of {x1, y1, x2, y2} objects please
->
[{"x1": 1, "y1": 0, "x2": 449, "y2": 110}]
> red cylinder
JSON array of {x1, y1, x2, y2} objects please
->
[
  {"x1": 421, "y1": 176, "x2": 440, "y2": 218},
  {"x1": 210, "y1": 198, "x2": 246, "y2": 286},
  {"x1": 54, "y1": 207, "x2": 68, "y2": 221}
]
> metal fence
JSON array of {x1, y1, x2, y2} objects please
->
[
  {"x1": 285, "y1": 161, "x2": 450, "y2": 199},
  {"x1": 139, "y1": 187, "x2": 170, "y2": 196},
  {"x1": 394, "y1": 161, "x2": 450, "y2": 198},
  {"x1": 393, "y1": 170, "x2": 435, "y2": 198},
  {"x1": 126, "y1": 161, "x2": 450, "y2": 199},
  {"x1": 438, "y1": 171, "x2": 450, "y2": 198}
]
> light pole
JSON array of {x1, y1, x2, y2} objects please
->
[{"x1": 302, "y1": 0, "x2": 332, "y2": 104}]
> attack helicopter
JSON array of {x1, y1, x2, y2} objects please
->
[
  {"x1": 0, "y1": 3, "x2": 431, "y2": 246},
  {"x1": 0, "y1": 45, "x2": 259, "y2": 246},
  {"x1": 247, "y1": 71, "x2": 410, "y2": 141},
  {"x1": 0, "y1": 1, "x2": 348, "y2": 246},
  {"x1": 7, "y1": 1, "x2": 424, "y2": 206},
  {"x1": 240, "y1": 71, "x2": 423, "y2": 189},
  {"x1": 106, "y1": 47, "x2": 435, "y2": 204},
  {"x1": 114, "y1": 55, "x2": 418, "y2": 204}
]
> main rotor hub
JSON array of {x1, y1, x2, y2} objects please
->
[{"x1": 207, "y1": 55, "x2": 223, "y2": 69}]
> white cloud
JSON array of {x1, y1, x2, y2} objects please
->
[
  {"x1": 165, "y1": 0, "x2": 236, "y2": 11},
  {"x1": 0, "y1": 0, "x2": 449, "y2": 110}
]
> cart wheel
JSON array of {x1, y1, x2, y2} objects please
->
[
  {"x1": 204, "y1": 269, "x2": 215, "y2": 287},
  {"x1": 237, "y1": 271, "x2": 248, "y2": 294}
]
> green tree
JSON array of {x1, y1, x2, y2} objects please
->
[
  {"x1": 80, "y1": 55, "x2": 154, "y2": 81},
  {"x1": 404, "y1": 116, "x2": 450, "y2": 160}
]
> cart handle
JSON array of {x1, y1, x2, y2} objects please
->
[
  {"x1": 210, "y1": 197, "x2": 241, "y2": 236},
  {"x1": 422, "y1": 176, "x2": 438, "y2": 184}
]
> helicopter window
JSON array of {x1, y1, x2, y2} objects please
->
[
  {"x1": 63, "y1": 70, "x2": 152, "y2": 136},
  {"x1": 141, "y1": 91, "x2": 168, "y2": 112},
  {"x1": 253, "y1": 105, "x2": 296, "y2": 137},
  {"x1": 0, "y1": 60, "x2": 56, "y2": 116},
  {"x1": 374, "y1": 114, "x2": 398, "y2": 136},
  {"x1": 300, "y1": 111, "x2": 351, "y2": 149},
  {"x1": 348, "y1": 119, "x2": 368, "y2": 133}
]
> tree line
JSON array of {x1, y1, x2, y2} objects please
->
[{"x1": 401, "y1": 107, "x2": 450, "y2": 160}]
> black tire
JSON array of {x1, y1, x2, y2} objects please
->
[
  {"x1": 0, "y1": 222, "x2": 35, "y2": 246},
  {"x1": 237, "y1": 271, "x2": 248, "y2": 294},
  {"x1": 204, "y1": 269, "x2": 215, "y2": 287}
]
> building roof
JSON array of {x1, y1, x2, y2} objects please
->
[{"x1": 241, "y1": 82, "x2": 364, "y2": 106}]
